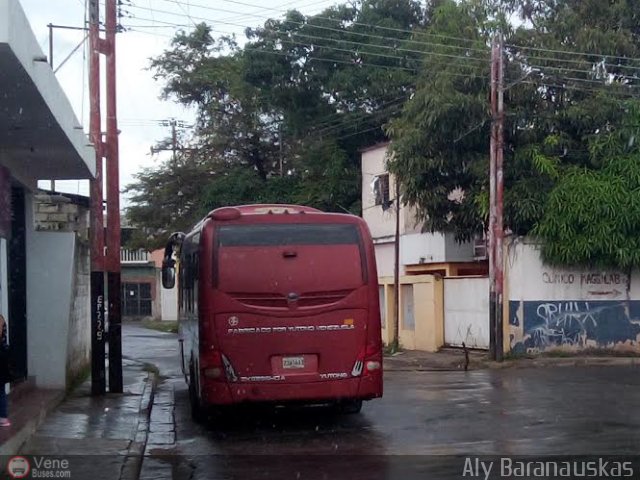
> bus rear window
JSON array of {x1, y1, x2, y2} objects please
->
[
  {"x1": 217, "y1": 224, "x2": 360, "y2": 246},
  {"x1": 215, "y1": 223, "x2": 366, "y2": 294}
]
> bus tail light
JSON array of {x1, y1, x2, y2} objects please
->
[
  {"x1": 204, "y1": 367, "x2": 223, "y2": 379},
  {"x1": 366, "y1": 360, "x2": 381, "y2": 371},
  {"x1": 202, "y1": 352, "x2": 238, "y2": 382},
  {"x1": 353, "y1": 343, "x2": 382, "y2": 377}
]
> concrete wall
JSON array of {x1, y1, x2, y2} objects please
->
[
  {"x1": 362, "y1": 144, "x2": 475, "y2": 277},
  {"x1": 379, "y1": 275, "x2": 444, "y2": 352},
  {"x1": 506, "y1": 238, "x2": 640, "y2": 354},
  {"x1": 361, "y1": 144, "x2": 418, "y2": 240},
  {"x1": 25, "y1": 193, "x2": 91, "y2": 388},
  {"x1": 66, "y1": 239, "x2": 90, "y2": 384},
  {"x1": 26, "y1": 194, "x2": 75, "y2": 388},
  {"x1": 444, "y1": 234, "x2": 475, "y2": 262},
  {"x1": 374, "y1": 242, "x2": 396, "y2": 278}
]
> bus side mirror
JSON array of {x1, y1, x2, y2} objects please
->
[{"x1": 162, "y1": 260, "x2": 176, "y2": 289}]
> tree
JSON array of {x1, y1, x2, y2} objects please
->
[
  {"x1": 124, "y1": 151, "x2": 213, "y2": 249},
  {"x1": 387, "y1": 0, "x2": 640, "y2": 269},
  {"x1": 126, "y1": 0, "x2": 429, "y2": 245},
  {"x1": 386, "y1": 0, "x2": 496, "y2": 242}
]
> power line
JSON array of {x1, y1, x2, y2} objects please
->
[
  {"x1": 125, "y1": 16, "x2": 488, "y2": 68},
  {"x1": 159, "y1": 0, "x2": 484, "y2": 47},
  {"x1": 516, "y1": 62, "x2": 640, "y2": 85},
  {"x1": 507, "y1": 42, "x2": 640, "y2": 65},
  {"x1": 127, "y1": 3, "x2": 490, "y2": 59},
  {"x1": 520, "y1": 80, "x2": 640, "y2": 99},
  {"x1": 216, "y1": 0, "x2": 334, "y2": 23},
  {"x1": 509, "y1": 50, "x2": 640, "y2": 74}
]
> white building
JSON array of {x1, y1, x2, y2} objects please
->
[
  {"x1": 360, "y1": 143, "x2": 487, "y2": 278},
  {"x1": 1, "y1": 0, "x2": 96, "y2": 388}
]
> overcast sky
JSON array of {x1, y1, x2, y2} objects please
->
[{"x1": 19, "y1": 0, "x2": 335, "y2": 204}]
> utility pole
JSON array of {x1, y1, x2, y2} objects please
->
[
  {"x1": 279, "y1": 123, "x2": 284, "y2": 176},
  {"x1": 171, "y1": 120, "x2": 178, "y2": 161},
  {"x1": 48, "y1": 23, "x2": 56, "y2": 193},
  {"x1": 89, "y1": 0, "x2": 106, "y2": 395},
  {"x1": 157, "y1": 119, "x2": 186, "y2": 164},
  {"x1": 105, "y1": 0, "x2": 123, "y2": 393},
  {"x1": 489, "y1": 34, "x2": 505, "y2": 361},
  {"x1": 392, "y1": 174, "x2": 401, "y2": 353},
  {"x1": 495, "y1": 33, "x2": 505, "y2": 362}
]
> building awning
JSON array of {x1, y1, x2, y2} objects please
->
[{"x1": 0, "y1": 0, "x2": 95, "y2": 188}]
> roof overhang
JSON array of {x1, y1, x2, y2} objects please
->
[{"x1": 0, "y1": 0, "x2": 95, "y2": 188}]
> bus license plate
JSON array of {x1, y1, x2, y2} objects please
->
[{"x1": 282, "y1": 356, "x2": 305, "y2": 369}]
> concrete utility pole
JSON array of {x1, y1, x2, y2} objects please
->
[
  {"x1": 89, "y1": 0, "x2": 123, "y2": 395},
  {"x1": 489, "y1": 34, "x2": 505, "y2": 361},
  {"x1": 392, "y1": 174, "x2": 401, "y2": 353},
  {"x1": 89, "y1": 0, "x2": 106, "y2": 395},
  {"x1": 105, "y1": 0, "x2": 123, "y2": 393},
  {"x1": 157, "y1": 119, "x2": 187, "y2": 164}
]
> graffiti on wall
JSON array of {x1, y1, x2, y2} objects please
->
[{"x1": 509, "y1": 300, "x2": 640, "y2": 353}]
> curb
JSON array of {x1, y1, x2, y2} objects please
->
[
  {"x1": 0, "y1": 390, "x2": 66, "y2": 457},
  {"x1": 120, "y1": 372, "x2": 157, "y2": 480},
  {"x1": 384, "y1": 356, "x2": 640, "y2": 372}
]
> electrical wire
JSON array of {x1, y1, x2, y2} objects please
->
[
  {"x1": 126, "y1": 26, "x2": 488, "y2": 77},
  {"x1": 126, "y1": 2, "x2": 490, "y2": 59},
  {"x1": 507, "y1": 42, "x2": 640, "y2": 65},
  {"x1": 158, "y1": 0, "x2": 484, "y2": 47}
]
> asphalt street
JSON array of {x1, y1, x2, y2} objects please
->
[{"x1": 123, "y1": 324, "x2": 640, "y2": 480}]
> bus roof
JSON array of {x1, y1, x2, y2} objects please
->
[{"x1": 207, "y1": 204, "x2": 322, "y2": 220}]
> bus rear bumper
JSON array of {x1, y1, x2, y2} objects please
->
[{"x1": 201, "y1": 376, "x2": 382, "y2": 406}]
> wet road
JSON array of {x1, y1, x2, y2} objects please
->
[{"x1": 124, "y1": 324, "x2": 640, "y2": 479}]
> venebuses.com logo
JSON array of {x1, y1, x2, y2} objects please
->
[
  {"x1": 7, "y1": 456, "x2": 30, "y2": 479},
  {"x1": 6, "y1": 456, "x2": 71, "y2": 478}
]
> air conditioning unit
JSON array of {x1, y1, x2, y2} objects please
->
[{"x1": 473, "y1": 234, "x2": 488, "y2": 260}]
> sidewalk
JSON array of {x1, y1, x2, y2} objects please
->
[
  {"x1": 8, "y1": 357, "x2": 155, "y2": 480},
  {"x1": 384, "y1": 348, "x2": 640, "y2": 371}
]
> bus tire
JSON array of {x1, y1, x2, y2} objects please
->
[
  {"x1": 189, "y1": 362, "x2": 205, "y2": 423},
  {"x1": 337, "y1": 399, "x2": 362, "y2": 414}
]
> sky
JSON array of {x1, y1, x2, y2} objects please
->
[{"x1": 19, "y1": 0, "x2": 336, "y2": 205}]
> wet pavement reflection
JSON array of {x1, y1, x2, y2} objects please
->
[{"x1": 125, "y1": 325, "x2": 640, "y2": 480}]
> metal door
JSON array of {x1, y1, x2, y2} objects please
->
[{"x1": 444, "y1": 277, "x2": 490, "y2": 349}]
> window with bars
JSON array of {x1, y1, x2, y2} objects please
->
[
  {"x1": 122, "y1": 283, "x2": 152, "y2": 317},
  {"x1": 374, "y1": 173, "x2": 390, "y2": 207}
]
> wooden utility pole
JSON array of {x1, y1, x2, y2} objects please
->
[
  {"x1": 89, "y1": 0, "x2": 106, "y2": 395},
  {"x1": 489, "y1": 34, "x2": 505, "y2": 361}
]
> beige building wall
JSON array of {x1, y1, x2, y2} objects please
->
[
  {"x1": 379, "y1": 275, "x2": 444, "y2": 352},
  {"x1": 361, "y1": 143, "x2": 420, "y2": 241}
]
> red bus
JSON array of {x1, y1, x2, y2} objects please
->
[{"x1": 162, "y1": 204, "x2": 383, "y2": 420}]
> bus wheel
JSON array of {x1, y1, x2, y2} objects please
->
[
  {"x1": 189, "y1": 362, "x2": 205, "y2": 423},
  {"x1": 337, "y1": 399, "x2": 362, "y2": 414}
]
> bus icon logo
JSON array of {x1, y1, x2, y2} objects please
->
[
  {"x1": 228, "y1": 316, "x2": 239, "y2": 327},
  {"x1": 7, "y1": 456, "x2": 30, "y2": 479}
]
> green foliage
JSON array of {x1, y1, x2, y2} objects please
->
[
  {"x1": 387, "y1": 0, "x2": 640, "y2": 268},
  {"x1": 126, "y1": 0, "x2": 640, "y2": 269},
  {"x1": 535, "y1": 155, "x2": 640, "y2": 269},
  {"x1": 126, "y1": 0, "x2": 426, "y2": 246}
]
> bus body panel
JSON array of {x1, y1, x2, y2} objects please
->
[{"x1": 177, "y1": 205, "x2": 383, "y2": 410}]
